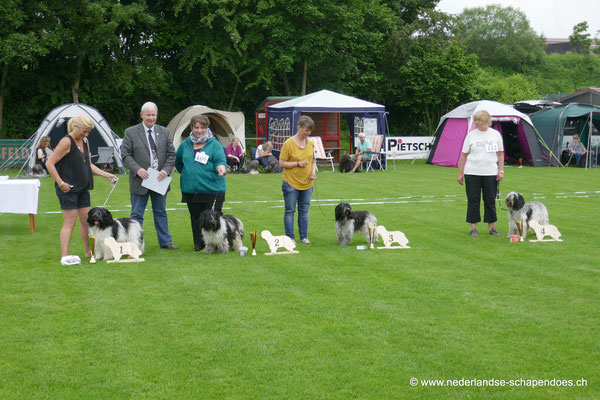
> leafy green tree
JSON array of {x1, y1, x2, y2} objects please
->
[
  {"x1": 246, "y1": 0, "x2": 396, "y2": 96},
  {"x1": 525, "y1": 53, "x2": 600, "y2": 96},
  {"x1": 381, "y1": 0, "x2": 438, "y2": 24},
  {"x1": 0, "y1": 0, "x2": 60, "y2": 137},
  {"x1": 382, "y1": 9, "x2": 474, "y2": 134},
  {"x1": 389, "y1": 41, "x2": 480, "y2": 135},
  {"x1": 456, "y1": 5, "x2": 545, "y2": 72},
  {"x1": 173, "y1": 0, "x2": 398, "y2": 110},
  {"x1": 569, "y1": 21, "x2": 592, "y2": 54},
  {"x1": 478, "y1": 69, "x2": 540, "y2": 104},
  {"x1": 44, "y1": 0, "x2": 153, "y2": 104},
  {"x1": 595, "y1": 30, "x2": 600, "y2": 55}
]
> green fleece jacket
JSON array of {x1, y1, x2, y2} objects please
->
[{"x1": 175, "y1": 137, "x2": 227, "y2": 194}]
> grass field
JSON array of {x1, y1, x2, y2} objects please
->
[{"x1": 1, "y1": 160, "x2": 598, "y2": 399}]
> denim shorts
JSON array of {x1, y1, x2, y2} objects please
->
[{"x1": 55, "y1": 187, "x2": 91, "y2": 210}]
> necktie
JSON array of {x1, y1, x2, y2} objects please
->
[{"x1": 148, "y1": 129, "x2": 157, "y2": 151}]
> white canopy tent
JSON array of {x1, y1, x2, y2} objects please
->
[
  {"x1": 266, "y1": 89, "x2": 387, "y2": 154},
  {"x1": 268, "y1": 89, "x2": 386, "y2": 112}
]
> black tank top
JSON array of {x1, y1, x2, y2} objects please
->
[
  {"x1": 36, "y1": 148, "x2": 47, "y2": 165},
  {"x1": 55, "y1": 135, "x2": 93, "y2": 192}
]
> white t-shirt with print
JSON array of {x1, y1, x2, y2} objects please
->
[{"x1": 462, "y1": 128, "x2": 504, "y2": 176}]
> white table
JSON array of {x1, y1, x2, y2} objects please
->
[{"x1": 0, "y1": 179, "x2": 41, "y2": 234}]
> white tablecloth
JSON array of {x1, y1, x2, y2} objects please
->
[{"x1": 0, "y1": 179, "x2": 41, "y2": 214}]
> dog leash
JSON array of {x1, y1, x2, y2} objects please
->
[
  {"x1": 312, "y1": 177, "x2": 336, "y2": 222},
  {"x1": 496, "y1": 181, "x2": 507, "y2": 211},
  {"x1": 102, "y1": 179, "x2": 118, "y2": 207}
]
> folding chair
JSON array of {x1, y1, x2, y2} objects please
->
[
  {"x1": 365, "y1": 135, "x2": 386, "y2": 172},
  {"x1": 308, "y1": 136, "x2": 335, "y2": 172},
  {"x1": 385, "y1": 150, "x2": 398, "y2": 170},
  {"x1": 96, "y1": 146, "x2": 115, "y2": 164}
]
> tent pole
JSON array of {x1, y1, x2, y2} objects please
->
[
  {"x1": 556, "y1": 104, "x2": 572, "y2": 161},
  {"x1": 531, "y1": 125, "x2": 563, "y2": 167},
  {"x1": 586, "y1": 111, "x2": 593, "y2": 169}
]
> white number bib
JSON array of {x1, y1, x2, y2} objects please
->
[
  {"x1": 486, "y1": 141, "x2": 499, "y2": 152},
  {"x1": 195, "y1": 151, "x2": 209, "y2": 164}
]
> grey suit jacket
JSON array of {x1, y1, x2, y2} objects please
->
[{"x1": 121, "y1": 123, "x2": 176, "y2": 195}]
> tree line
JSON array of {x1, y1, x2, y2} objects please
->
[{"x1": 1, "y1": 0, "x2": 600, "y2": 139}]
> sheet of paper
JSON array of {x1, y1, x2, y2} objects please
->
[{"x1": 141, "y1": 168, "x2": 171, "y2": 196}]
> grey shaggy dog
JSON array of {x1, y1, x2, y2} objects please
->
[
  {"x1": 334, "y1": 202, "x2": 378, "y2": 246},
  {"x1": 505, "y1": 191, "x2": 549, "y2": 239},
  {"x1": 248, "y1": 160, "x2": 260, "y2": 175},
  {"x1": 198, "y1": 209, "x2": 244, "y2": 254}
]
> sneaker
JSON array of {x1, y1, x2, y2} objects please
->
[
  {"x1": 489, "y1": 228, "x2": 500, "y2": 236},
  {"x1": 469, "y1": 228, "x2": 478, "y2": 237},
  {"x1": 61, "y1": 255, "x2": 81, "y2": 266},
  {"x1": 300, "y1": 238, "x2": 312, "y2": 245}
]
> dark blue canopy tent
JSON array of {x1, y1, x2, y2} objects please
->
[{"x1": 266, "y1": 90, "x2": 387, "y2": 162}]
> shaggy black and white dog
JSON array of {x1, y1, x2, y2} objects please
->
[
  {"x1": 505, "y1": 191, "x2": 549, "y2": 239},
  {"x1": 198, "y1": 209, "x2": 244, "y2": 254},
  {"x1": 334, "y1": 202, "x2": 378, "y2": 246},
  {"x1": 87, "y1": 207, "x2": 144, "y2": 260},
  {"x1": 338, "y1": 154, "x2": 354, "y2": 173}
]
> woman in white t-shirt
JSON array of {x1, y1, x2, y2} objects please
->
[
  {"x1": 255, "y1": 143, "x2": 269, "y2": 168},
  {"x1": 457, "y1": 110, "x2": 504, "y2": 237}
]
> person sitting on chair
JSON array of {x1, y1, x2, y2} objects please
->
[
  {"x1": 36, "y1": 136, "x2": 53, "y2": 173},
  {"x1": 348, "y1": 132, "x2": 372, "y2": 173},
  {"x1": 255, "y1": 142, "x2": 269, "y2": 168},
  {"x1": 568, "y1": 134, "x2": 596, "y2": 167},
  {"x1": 226, "y1": 137, "x2": 245, "y2": 171},
  {"x1": 260, "y1": 141, "x2": 282, "y2": 173}
]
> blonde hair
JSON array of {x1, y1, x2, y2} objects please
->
[
  {"x1": 262, "y1": 141, "x2": 273, "y2": 152},
  {"x1": 37, "y1": 136, "x2": 51, "y2": 149},
  {"x1": 473, "y1": 110, "x2": 492, "y2": 128},
  {"x1": 67, "y1": 115, "x2": 94, "y2": 133}
]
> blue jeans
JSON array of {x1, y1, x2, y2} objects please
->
[
  {"x1": 256, "y1": 157, "x2": 269, "y2": 168},
  {"x1": 574, "y1": 151, "x2": 596, "y2": 167},
  {"x1": 130, "y1": 192, "x2": 173, "y2": 246},
  {"x1": 282, "y1": 181, "x2": 313, "y2": 240}
]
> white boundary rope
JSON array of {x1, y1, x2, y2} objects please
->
[{"x1": 39, "y1": 190, "x2": 600, "y2": 214}]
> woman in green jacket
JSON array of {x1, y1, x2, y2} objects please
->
[{"x1": 175, "y1": 115, "x2": 227, "y2": 251}]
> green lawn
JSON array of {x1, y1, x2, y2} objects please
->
[{"x1": 1, "y1": 161, "x2": 598, "y2": 399}]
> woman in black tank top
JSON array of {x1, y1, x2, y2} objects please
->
[
  {"x1": 45, "y1": 115, "x2": 119, "y2": 265},
  {"x1": 36, "y1": 136, "x2": 52, "y2": 172}
]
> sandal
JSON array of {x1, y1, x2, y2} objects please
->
[{"x1": 60, "y1": 255, "x2": 81, "y2": 266}]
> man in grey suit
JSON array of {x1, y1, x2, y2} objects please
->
[{"x1": 121, "y1": 102, "x2": 178, "y2": 249}]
